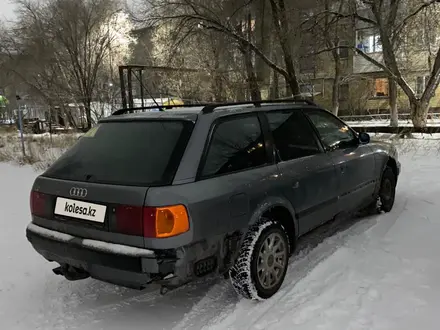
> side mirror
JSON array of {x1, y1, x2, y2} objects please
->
[{"x1": 359, "y1": 132, "x2": 370, "y2": 144}]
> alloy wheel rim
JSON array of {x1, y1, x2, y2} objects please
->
[{"x1": 256, "y1": 232, "x2": 287, "y2": 290}]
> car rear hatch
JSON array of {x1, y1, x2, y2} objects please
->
[{"x1": 30, "y1": 118, "x2": 194, "y2": 244}]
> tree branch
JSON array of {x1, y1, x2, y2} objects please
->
[
  {"x1": 422, "y1": 47, "x2": 440, "y2": 103},
  {"x1": 155, "y1": 14, "x2": 289, "y2": 79},
  {"x1": 394, "y1": 0, "x2": 440, "y2": 37}
]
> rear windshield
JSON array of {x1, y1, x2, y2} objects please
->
[{"x1": 43, "y1": 120, "x2": 193, "y2": 186}]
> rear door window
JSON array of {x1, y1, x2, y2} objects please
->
[
  {"x1": 200, "y1": 115, "x2": 268, "y2": 178},
  {"x1": 43, "y1": 120, "x2": 193, "y2": 186}
]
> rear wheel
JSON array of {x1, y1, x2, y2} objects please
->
[{"x1": 229, "y1": 219, "x2": 289, "y2": 300}]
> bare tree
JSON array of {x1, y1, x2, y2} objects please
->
[
  {"x1": 147, "y1": 6, "x2": 261, "y2": 101},
  {"x1": 139, "y1": 0, "x2": 303, "y2": 97},
  {"x1": 3, "y1": 0, "x2": 125, "y2": 129},
  {"x1": 149, "y1": 21, "x2": 240, "y2": 101},
  {"x1": 343, "y1": 0, "x2": 440, "y2": 127},
  {"x1": 303, "y1": 0, "x2": 353, "y2": 115}
]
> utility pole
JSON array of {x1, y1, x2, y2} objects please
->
[{"x1": 16, "y1": 95, "x2": 26, "y2": 158}]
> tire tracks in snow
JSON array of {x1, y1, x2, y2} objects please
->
[
  {"x1": 172, "y1": 280, "x2": 238, "y2": 330},
  {"x1": 204, "y1": 195, "x2": 409, "y2": 330}
]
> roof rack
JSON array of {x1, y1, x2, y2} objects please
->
[
  {"x1": 111, "y1": 103, "x2": 209, "y2": 116},
  {"x1": 200, "y1": 98, "x2": 317, "y2": 114},
  {"x1": 111, "y1": 97, "x2": 317, "y2": 116}
]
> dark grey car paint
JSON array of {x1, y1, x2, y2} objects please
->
[
  {"x1": 277, "y1": 153, "x2": 340, "y2": 236},
  {"x1": 28, "y1": 104, "x2": 400, "y2": 288},
  {"x1": 145, "y1": 164, "x2": 284, "y2": 249},
  {"x1": 328, "y1": 144, "x2": 377, "y2": 213},
  {"x1": 32, "y1": 176, "x2": 148, "y2": 247}
]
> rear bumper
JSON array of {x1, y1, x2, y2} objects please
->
[{"x1": 26, "y1": 223, "x2": 176, "y2": 289}]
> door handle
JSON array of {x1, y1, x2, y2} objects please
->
[{"x1": 340, "y1": 164, "x2": 347, "y2": 174}]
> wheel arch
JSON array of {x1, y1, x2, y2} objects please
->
[
  {"x1": 245, "y1": 196, "x2": 298, "y2": 254},
  {"x1": 386, "y1": 156, "x2": 398, "y2": 178},
  {"x1": 373, "y1": 155, "x2": 399, "y2": 197}
]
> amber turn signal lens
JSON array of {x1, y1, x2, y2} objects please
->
[{"x1": 155, "y1": 205, "x2": 189, "y2": 238}]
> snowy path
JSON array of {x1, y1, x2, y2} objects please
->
[{"x1": 1, "y1": 140, "x2": 440, "y2": 329}]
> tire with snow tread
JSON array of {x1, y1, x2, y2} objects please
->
[
  {"x1": 229, "y1": 219, "x2": 289, "y2": 300},
  {"x1": 362, "y1": 166, "x2": 397, "y2": 216},
  {"x1": 379, "y1": 166, "x2": 396, "y2": 212}
]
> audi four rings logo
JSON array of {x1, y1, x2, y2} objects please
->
[{"x1": 69, "y1": 187, "x2": 87, "y2": 198}]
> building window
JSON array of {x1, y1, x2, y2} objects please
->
[
  {"x1": 374, "y1": 78, "x2": 389, "y2": 97},
  {"x1": 299, "y1": 58, "x2": 315, "y2": 74},
  {"x1": 357, "y1": 29, "x2": 382, "y2": 54},
  {"x1": 299, "y1": 81, "x2": 323, "y2": 97},
  {"x1": 416, "y1": 76, "x2": 435, "y2": 97},
  {"x1": 339, "y1": 83, "x2": 349, "y2": 100},
  {"x1": 338, "y1": 40, "x2": 349, "y2": 59}
]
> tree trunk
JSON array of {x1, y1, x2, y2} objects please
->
[
  {"x1": 331, "y1": 82, "x2": 340, "y2": 116},
  {"x1": 243, "y1": 13, "x2": 261, "y2": 101},
  {"x1": 84, "y1": 100, "x2": 92, "y2": 129},
  {"x1": 389, "y1": 78, "x2": 398, "y2": 127},
  {"x1": 326, "y1": 0, "x2": 341, "y2": 116},
  {"x1": 269, "y1": 0, "x2": 300, "y2": 96},
  {"x1": 254, "y1": 0, "x2": 270, "y2": 88},
  {"x1": 332, "y1": 58, "x2": 341, "y2": 116},
  {"x1": 65, "y1": 109, "x2": 78, "y2": 129},
  {"x1": 213, "y1": 74, "x2": 224, "y2": 102},
  {"x1": 244, "y1": 52, "x2": 261, "y2": 101},
  {"x1": 212, "y1": 51, "x2": 224, "y2": 102},
  {"x1": 270, "y1": 69, "x2": 279, "y2": 99},
  {"x1": 411, "y1": 100, "x2": 429, "y2": 127}
]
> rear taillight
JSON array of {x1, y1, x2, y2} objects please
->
[
  {"x1": 144, "y1": 205, "x2": 190, "y2": 238},
  {"x1": 30, "y1": 191, "x2": 48, "y2": 217},
  {"x1": 115, "y1": 204, "x2": 190, "y2": 238},
  {"x1": 115, "y1": 205, "x2": 144, "y2": 236}
]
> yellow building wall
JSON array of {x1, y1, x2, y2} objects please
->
[
  {"x1": 366, "y1": 78, "x2": 440, "y2": 113},
  {"x1": 309, "y1": 75, "x2": 440, "y2": 115}
]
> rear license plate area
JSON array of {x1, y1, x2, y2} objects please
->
[{"x1": 54, "y1": 197, "x2": 107, "y2": 223}]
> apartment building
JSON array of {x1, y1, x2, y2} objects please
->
[{"x1": 298, "y1": 3, "x2": 440, "y2": 116}]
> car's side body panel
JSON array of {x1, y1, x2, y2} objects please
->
[
  {"x1": 329, "y1": 144, "x2": 378, "y2": 213},
  {"x1": 145, "y1": 164, "x2": 283, "y2": 249},
  {"x1": 276, "y1": 153, "x2": 340, "y2": 236}
]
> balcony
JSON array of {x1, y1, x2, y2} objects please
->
[{"x1": 353, "y1": 52, "x2": 384, "y2": 74}]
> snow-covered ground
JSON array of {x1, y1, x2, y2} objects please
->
[
  {"x1": 0, "y1": 133, "x2": 78, "y2": 168},
  {"x1": 345, "y1": 118, "x2": 440, "y2": 127},
  {"x1": 2, "y1": 139, "x2": 440, "y2": 330}
]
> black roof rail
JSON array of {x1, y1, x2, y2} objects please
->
[
  {"x1": 111, "y1": 97, "x2": 317, "y2": 116},
  {"x1": 200, "y1": 97, "x2": 317, "y2": 114},
  {"x1": 111, "y1": 103, "x2": 210, "y2": 116}
]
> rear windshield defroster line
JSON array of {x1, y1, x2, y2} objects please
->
[{"x1": 43, "y1": 120, "x2": 194, "y2": 187}]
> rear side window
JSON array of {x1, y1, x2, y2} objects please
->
[
  {"x1": 201, "y1": 115, "x2": 267, "y2": 178},
  {"x1": 267, "y1": 111, "x2": 321, "y2": 161},
  {"x1": 44, "y1": 121, "x2": 193, "y2": 186}
]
